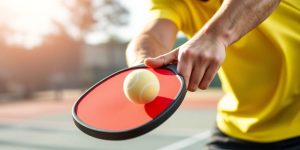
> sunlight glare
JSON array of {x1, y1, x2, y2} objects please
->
[{"x1": 0, "y1": 0, "x2": 75, "y2": 49}]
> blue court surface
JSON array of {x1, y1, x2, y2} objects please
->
[{"x1": 0, "y1": 90, "x2": 222, "y2": 150}]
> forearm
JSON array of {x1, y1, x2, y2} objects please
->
[
  {"x1": 126, "y1": 19, "x2": 178, "y2": 67},
  {"x1": 126, "y1": 33, "x2": 169, "y2": 66},
  {"x1": 198, "y1": 0, "x2": 281, "y2": 47}
]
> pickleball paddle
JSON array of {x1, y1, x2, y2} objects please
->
[{"x1": 72, "y1": 64, "x2": 186, "y2": 140}]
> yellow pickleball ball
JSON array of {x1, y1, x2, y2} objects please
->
[{"x1": 123, "y1": 69, "x2": 160, "y2": 104}]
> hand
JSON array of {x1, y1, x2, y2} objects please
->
[{"x1": 144, "y1": 33, "x2": 226, "y2": 91}]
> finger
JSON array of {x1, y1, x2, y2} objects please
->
[
  {"x1": 177, "y1": 51, "x2": 193, "y2": 88},
  {"x1": 144, "y1": 49, "x2": 178, "y2": 68},
  {"x1": 199, "y1": 63, "x2": 220, "y2": 89},
  {"x1": 188, "y1": 62, "x2": 208, "y2": 92}
]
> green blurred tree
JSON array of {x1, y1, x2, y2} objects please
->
[{"x1": 62, "y1": 0, "x2": 129, "y2": 41}]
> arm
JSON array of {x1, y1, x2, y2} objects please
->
[
  {"x1": 126, "y1": 19, "x2": 178, "y2": 66},
  {"x1": 145, "y1": 0, "x2": 281, "y2": 91},
  {"x1": 203, "y1": 0, "x2": 281, "y2": 47}
]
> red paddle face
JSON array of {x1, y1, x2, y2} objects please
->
[{"x1": 75, "y1": 67, "x2": 182, "y2": 132}]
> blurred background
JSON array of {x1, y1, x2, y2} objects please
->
[
  {"x1": 0, "y1": 0, "x2": 222, "y2": 149},
  {"x1": 0, "y1": 0, "x2": 134, "y2": 101}
]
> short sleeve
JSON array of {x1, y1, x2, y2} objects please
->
[{"x1": 147, "y1": 0, "x2": 182, "y2": 29}]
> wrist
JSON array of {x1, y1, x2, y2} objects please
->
[
  {"x1": 201, "y1": 20, "x2": 233, "y2": 48},
  {"x1": 190, "y1": 22, "x2": 230, "y2": 50}
]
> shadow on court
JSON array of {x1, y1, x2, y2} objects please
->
[{"x1": 0, "y1": 89, "x2": 222, "y2": 150}]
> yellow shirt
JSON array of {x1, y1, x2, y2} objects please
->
[{"x1": 148, "y1": 0, "x2": 300, "y2": 142}]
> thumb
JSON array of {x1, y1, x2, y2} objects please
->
[{"x1": 144, "y1": 49, "x2": 178, "y2": 68}]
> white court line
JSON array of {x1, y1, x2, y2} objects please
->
[{"x1": 157, "y1": 130, "x2": 211, "y2": 150}]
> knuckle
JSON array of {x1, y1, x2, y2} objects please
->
[
  {"x1": 202, "y1": 52, "x2": 210, "y2": 58},
  {"x1": 189, "y1": 49, "x2": 198, "y2": 57},
  {"x1": 181, "y1": 49, "x2": 190, "y2": 57},
  {"x1": 212, "y1": 56, "x2": 223, "y2": 64},
  {"x1": 197, "y1": 52, "x2": 210, "y2": 61}
]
